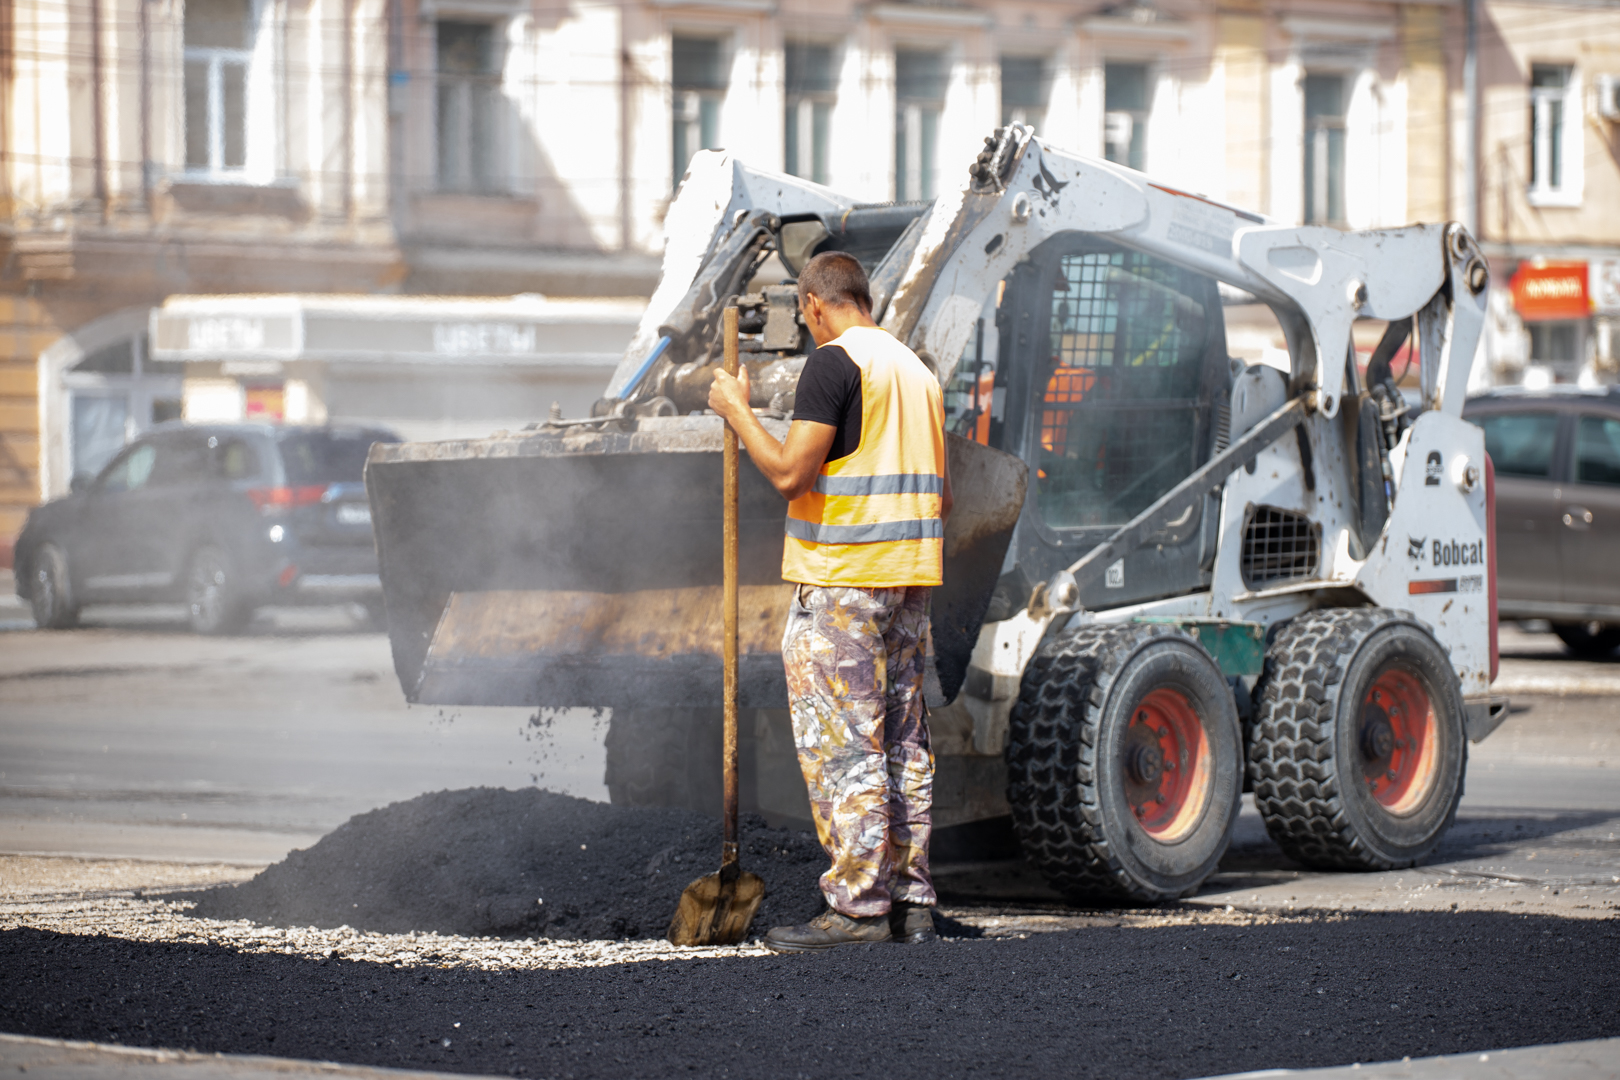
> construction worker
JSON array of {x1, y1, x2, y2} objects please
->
[{"x1": 708, "y1": 251, "x2": 951, "y2": 951}]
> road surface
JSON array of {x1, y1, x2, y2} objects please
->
[{"x1": 1, "y1": 581, "x2": 1616, "y2": 917}]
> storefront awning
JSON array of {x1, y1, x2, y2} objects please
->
[{"x1": 149, "y1": 294, "x2": 641, "y2": 368}]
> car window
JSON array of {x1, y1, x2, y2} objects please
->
[
  {"x1": 213, "y1": 438, "x2": 262, "y2": 481},
  {"x1": 277, "y1": 430, "x2": 398, "y2": 485},
  {"x1": 149, "y1": 437, "x2": 211, "y2": 486},
  {"x1": 97, "y1": 443, "x2": 157, "y2": 493},
  {"x1": 1575, "y1": 416, "x2": 1620, "y2": 486},
  {"x1": 1477, "y1": 412, "x2": 1558, "y2": 478}
]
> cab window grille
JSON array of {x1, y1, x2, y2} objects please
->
[
  {"x1": 1034, "y1": 248, "x2": 1210, "y2": 529},
  {"x1": 1241, "y1": 505, "x2": 1320, "y2": 588}
]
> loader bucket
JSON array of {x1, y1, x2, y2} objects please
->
[{"x1": 364, "y1": 418, "x2": 1026, "y2": 710}]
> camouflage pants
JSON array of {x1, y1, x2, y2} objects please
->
[{"x1": 781, "y1": 584, "x2": 935, "y2": 917}]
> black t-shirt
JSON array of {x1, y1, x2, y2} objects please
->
[{"x1": 793, "y1": 344, "x2": 863, "y2": 463}]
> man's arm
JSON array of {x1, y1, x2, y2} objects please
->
[{"x1": 709, "y1": 366, "x2": 835, "y2": 501}]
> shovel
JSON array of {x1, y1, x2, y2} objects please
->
[{"x1": 667, "y1": 305, "x2": 766, "y2": 947}]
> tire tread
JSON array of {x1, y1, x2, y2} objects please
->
[
  {"x1": 1248, "y1": 608, "x2": 1463, "y2": 871},
  {"x1": 1007, "y1": 623, "x2": 1206, "y2": 902}
]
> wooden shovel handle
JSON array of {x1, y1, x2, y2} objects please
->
[{"x1": 721, "y1": 305, "x2": 740, "y2": 869}]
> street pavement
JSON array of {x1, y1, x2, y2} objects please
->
[
  {"x1": 2, "y1": 583, "x2": 1617, "y2": 1079},
  {"x1": 2, "y1": 579, "x2": 1615, "y2": 919},
  {"x1": 0, "y1": 578, "x2": 608, "y2": 863}
]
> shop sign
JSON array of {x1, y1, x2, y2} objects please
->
[
  {"x1": 1592, "y1": 259, "x2": 1620, "y2": 315},
  {"x1": 151, "y1": 311, "x2": 299, "y2": 359},
  {"x1": 1510, "y1": 262, "x2": 1589, "y2": 322}
]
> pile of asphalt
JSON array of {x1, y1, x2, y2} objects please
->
[{"x1": 186, "y1": 788, "x2": 829, "y2": 940}]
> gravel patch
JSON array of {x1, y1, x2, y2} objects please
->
[
  {"x1": 181, "y1": 789, "x2": 827, "y2": 942},
  {"x1": 1, "y1": 865, "x2": 769, "y2": 971}
]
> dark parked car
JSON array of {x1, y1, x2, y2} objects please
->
[
  {"x1": 15, "y1": 422, "x2": 400, "y2": 634},
  {"x1": 1464, "y1": 386, "x2": 1620, "y2": 656}
]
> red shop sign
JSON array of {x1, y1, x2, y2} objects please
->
[{"x1": 1511, "y1": 262, "x2": 1589, "y2": 321}]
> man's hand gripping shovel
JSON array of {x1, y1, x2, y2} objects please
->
[{"x1": 667, "y1": 305, "x2": 766, "y2": 946}]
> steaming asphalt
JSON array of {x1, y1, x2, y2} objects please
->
[{"x1": 2, "y1": 588, "x2": 1618, "y2": 1076}]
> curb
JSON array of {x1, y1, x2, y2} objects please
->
[
  {"x1": 1193, "y1": 1037, "x2": 1620, "y2": 1080},
  {"x1": 7, "y1": 1033, "x2": 1618, "y2": 1080},
  {"x1": 0, "y1": 1034, "x2": 500, "y2": 1080}
]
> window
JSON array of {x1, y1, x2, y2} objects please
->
[
  {"x1": 1529, "y1": 64, "x2": 1576, "y2": 202},
  {"x1": 215, "y1": 439, "x2": 262, "y2": 481},
  {"x1": 785, "y1": 44, "x2": 836, "y2": 185},
  {"x1": 99, "y1": 444, "x2": 158, "y2": 493},
  {"x1": 184, "y1": 0, "x2": 254, "y2": 175},
  {"x1": 1036, "y1": 247, "x2": 1212, "y2": 528},
  {"x1": 895, "y1": 50, "x2": 947, "y2": 201},
  {"x1": 437, "y1": 22, "x2": 503, "y2": 193},
  {"x1": 1303, "y1": 73, "x2": 1346, "y2": 225},
  {"x1": 72, "y1": 395, "x2": 130, "y2": 481},
  {"x1": 279, "y1": 431, "x2": 397, "y2": 484},
  {"x1": 673, "y1": 36, "x2": 727, "y2": 188},
  {"x1": 1575, "y1": 416, "x2": 1620, "y2": 486},
  {"x1": 1477, "y1": 413, "x2": 1558, "y2": 478},
  {"x1": 1001, "y1": 56, "x2": 1047, "y2": 134},
  {"x1": 1529, "y1": 321, "x2": 1581, "y2": 366},
  {"x1": 150, "y1": 437, "x2": 212, "y2": 487},
  {"x1": 944, "y1": 300, "x2": 1002, "y2": 447},
  {"x1": 1103, "y1": 63, "x2": 1148, "y2": 171}
]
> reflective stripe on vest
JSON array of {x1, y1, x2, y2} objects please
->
[
  {"x1": 812, "y1": 473, "x2": 945, "y2": 496},
  {"x1": 784, "y1": 517, "x2": 945, "y2": 544},
  {"x1": 782, "y1": 325, "x2": 946, "y2": 589}
]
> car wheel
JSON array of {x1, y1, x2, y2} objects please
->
[
  {"x1": 1551, "y1": 621, "x2": 1620, "y2": 658},
  {"x1": 30, "y1": 543, "x2": 80, "y2": 630},
  {"x1": 186, "y1": 546, "x2": 251, "y2": 635}
]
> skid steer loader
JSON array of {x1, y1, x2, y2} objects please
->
[{"x1": 366, "y1": 126, "x2": 1506, "y2": 903}]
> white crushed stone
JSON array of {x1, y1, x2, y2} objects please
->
[{"x1": 0, "y1": 855, "x2": 769, "y2": 970}]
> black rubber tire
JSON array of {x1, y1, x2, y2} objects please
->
[
  {"x1": 29, "y1": 543, "x2": 80, "y2": 630},
  {"x1": 185, "y1": 546, "x2": 252, "y2": 635},
  {"x1": 1006, "y1": 623, "x2": 1245, "y2": 903},
  {"x1": 1551, "y1": 621, "x2": 1620, "y2": 658},
  {"x1": 1249, "y1": 608, "x2": 1466, "y2": 871}
]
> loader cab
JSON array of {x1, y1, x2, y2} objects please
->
[{"x1": 987, "y1": 234, "x2": 1232, "y2": 608}]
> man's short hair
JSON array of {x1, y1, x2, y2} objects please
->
[{"x1": 798, "y1": 251, "x2": 872, "y2": 314}]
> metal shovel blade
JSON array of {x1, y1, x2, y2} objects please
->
[{"x1": 667, "y1": 864, "x2": 765, "y2": 946}]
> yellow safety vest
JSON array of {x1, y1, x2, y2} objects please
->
[{"x1": 782, "y1": 325, "x2": 946, "y2": 588}]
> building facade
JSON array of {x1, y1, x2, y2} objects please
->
[
  {"x1": 1466, "y1": 0, "x2": 1620, "y2": 387},
  {"x1": 5, "y1": 0, "x2": 1620, "y2": 557}
]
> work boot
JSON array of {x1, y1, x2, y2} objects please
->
[
  {"x1": 763, "y1": 909, "x2": 892, "y2": 953},
  {"x1": 889, "y1": 902, "x2": 937, "y2": 944}
]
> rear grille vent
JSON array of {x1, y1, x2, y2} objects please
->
[{"x1": 1241, "y1": 506, "x2": 1320, "y2": 589}]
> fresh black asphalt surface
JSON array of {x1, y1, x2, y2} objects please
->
[{"x1": 4, "y1": 910, "x2": 1618, "y2": 1080}]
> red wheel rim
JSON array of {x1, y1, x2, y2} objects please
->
[
  {"x1": 1122, "y1": 687, "x2": 1212, "y2": 843},
  {"x1": 1359, "y1": 666, "x2": 1439, "y2": 815}
]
